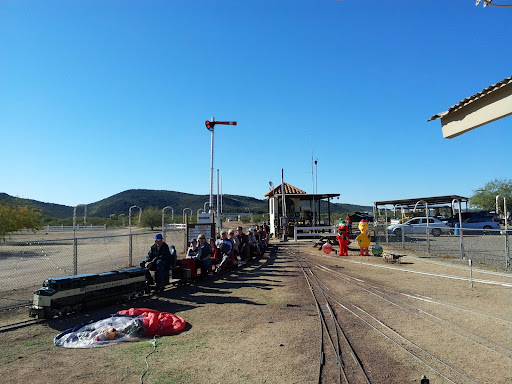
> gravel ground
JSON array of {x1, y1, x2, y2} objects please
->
[{"x1": 0, "y1": 239, "x2": 511, "y2": 384}]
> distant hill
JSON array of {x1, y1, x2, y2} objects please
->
[
  {"x1": 0, "y1": 190, "x2": 372, "y2": 218},
  {"x1": 0, "y1": 193, "x2": 73, "y2": 218}
]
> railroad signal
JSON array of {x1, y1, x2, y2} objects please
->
[
  {"x1": 205, "y1": 120, "x2": 216, "y2": 131},
  {"x1": 205, "y1": 120, "x2": 237, "y2": 131},
  {"x1": 205, "y1": 117, "x2": 238, "y2": 214}
]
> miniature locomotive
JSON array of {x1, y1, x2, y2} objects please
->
[{"x1": 29, "y1": 267, "x2": 147, "y2": 319}]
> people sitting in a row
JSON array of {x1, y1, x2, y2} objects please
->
[{"x1": 142, "y1": 224, "x2": 270, "y2": 289}]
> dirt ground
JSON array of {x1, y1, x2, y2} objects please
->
[{"x1": 0, "y1": 239, "x2": 511, "y2": 384}]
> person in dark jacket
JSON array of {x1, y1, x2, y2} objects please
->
[
  {"x1": 196, "y1": 234, "x2": 213, "y2": 276},
  {"x1": 141, "y1": 233, "x2": 172, "y2": 291}
]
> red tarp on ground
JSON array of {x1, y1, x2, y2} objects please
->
[{"x1": 116, "y1": 308, "x2": 186, "y2": 336}]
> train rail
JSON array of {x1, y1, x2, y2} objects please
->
[
  {"x1": 293, "y1": 251, "x2": 371, "y2": 384},
  {"x1": 288, "y1": 247, "x2": 511, "y2": 383}
]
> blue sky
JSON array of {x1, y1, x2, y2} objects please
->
[{"x1": 1, "y1": 0, "x2": 510, "y2": 208}]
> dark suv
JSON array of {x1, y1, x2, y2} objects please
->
[{"x1": 444, "y1": 212, "x2": 498, "y2": 227}]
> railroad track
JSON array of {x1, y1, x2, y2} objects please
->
[
  {"x1": 310, "y1": 261, "x2": 512, "y2": 361},
  {"x1": 292, "y1": 251, "x2": 371, "y2": 384},
  {"x1": 0, "y1": 301, "x2": 31, "y2": 313},
  {"x1": 289, "y1": 247, "x2": 512, "y2": 384},
  {"x1": 0, "y1": 317, "x2": 44, "y2": 333}
]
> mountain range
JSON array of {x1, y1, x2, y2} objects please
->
[{"x1": 0, "y1": 190, "x2": 372, "y2": 218}]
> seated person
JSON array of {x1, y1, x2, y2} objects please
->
[
  {"x1": 210, "y1": 238, "x2": 219, "y2": 264},
  {"x1": 215, "y1": 230, "x2": 233, "y2": 273},
  {"x1": 140, "y1": 233, "x2": 172, "y2": 291},
  {"x1": 236, "y1": 226, "x2": 249, "y2": 265},
  {"x1": 186, "y1": 239, "x2": 199, "y2": 258},
  {"x1": 228, "y1": 229, "x2": 239, "y2": 265},
  {"x1": 248, "y1": 228, "x2": 259, "y2": 258},
  {"x1": 196, "y1": 234, "x2": 213, "y2": 276}
]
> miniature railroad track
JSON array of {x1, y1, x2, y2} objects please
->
[
  {"x1": 292, "y1": 251, "x2": 371, "y2": 384},
  {"x1": 308, "y1": 259, "x2": 512, "y2": 361},
  {"x1": 0, "y1": 317, "x2": 44, "y2": 333},
  {"x1": 290, "y1": 248, "x2": 510, "y2": 384},
  {"x1": 0, "y1": 301, "x2": 32, "y2": 313}
]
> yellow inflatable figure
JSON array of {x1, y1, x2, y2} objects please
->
[{"x1": 355, "y1": 219, "x2": 370, "y2": 256}]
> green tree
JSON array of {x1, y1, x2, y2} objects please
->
[
  {"x1": 140, "y1": 206, "x2": 161, "y2": 231},
  {"x1": 469, "y1": 179, "x2": 512, "y2": 213},
  {"x1": 0, "y1": 201, "x2": 42, "y2": 241}
]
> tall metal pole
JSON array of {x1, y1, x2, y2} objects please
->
[
  {"x1": 217, "y1": 169, "x2": 220, "y2": 231},
  {"x1": 209, "y1": 117, "x2": 215, "y2": 213},
  {"x1": 311, "y1": 153, "x2": 315, "y2": 226},
  {"x1": 128, "y1": 205, "x2": 142, "y2": 267},
  {"x1": 221, "y1": 176, "x2": 223, "y2": 214},
  {"x1": 162, "y1": 206, "x2": 173, "y2": 243},
  {"x1": 496, "y1": 195, "x2": 509, "y2": 268},
  {"x1": 414, "y1": 200, "x2": 429, "y2": 254},
  {"x1": 315, "y1": 159, "x2": 318, "y2": 225},
  {"x1": 73, "y1": 204, "x2": 86, "y2": 275},
  {"x1": 282, "y1": 168, "x2": 287, "y2": 241},
  {"x1": 452, "y1": 199, "x2": 464, "y2": 259}
]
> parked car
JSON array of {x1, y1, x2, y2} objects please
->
[
  {"x1": 350, "y1": 212, "x2": 374, "y2": 222},
  {"x1": 457, "y1": 218, "x2": 501, "y2": 230},
  {"x1": 387, "y1": 217, "x2": 451, "y2": 237},
  {"x1": 444, "y1": 212, "x2": 498, "y2": 227}
]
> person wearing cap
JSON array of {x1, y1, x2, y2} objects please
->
[{"x1": 141, "y1": 233, "x2": 173, "y2": 291}]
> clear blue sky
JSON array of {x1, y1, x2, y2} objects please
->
[{"x1": 1, "y1": 0, "x2": 510, "y2": 208}]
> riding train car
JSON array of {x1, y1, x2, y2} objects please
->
[
  {"x1": 30, "y1": 244, "x2": 268, "y2": 319},
  {"x1": 29, "y1": 267, "x2": 147, "y2": 319}
]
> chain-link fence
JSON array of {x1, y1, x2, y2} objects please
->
[
  {"x1": 0, "y1": 228, "x2": 186, "y2": 308},
  {"x1": 373, "y1": 224, "x2": 510, "y2": 269}
]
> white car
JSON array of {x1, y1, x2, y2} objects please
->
[{"x1": 387, "y1": 217, "x2": 451, "y2": 237}]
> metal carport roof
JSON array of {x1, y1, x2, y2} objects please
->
[{"x1": 374, "y1": 195, "x2": 468, "y2": 209}]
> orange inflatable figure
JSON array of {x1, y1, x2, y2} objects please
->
[{"x1": 336, "y1": 222, "x2": 350, "y2": 256}]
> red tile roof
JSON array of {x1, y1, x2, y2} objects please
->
[
  {"x1": 428, "y1": 75, "x2": 512, "y2": 121},
  {"x1": 264, "y1": 183, "x2": 306, "y2": 197}
]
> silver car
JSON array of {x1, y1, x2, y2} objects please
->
[{"x1": 387, "y1": 217, "x2": 451, "y2": 237}]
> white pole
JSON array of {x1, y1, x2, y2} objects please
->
[
  {"x1": 311, "y1": 152, "x2": 315, "y2": 226},
  {"x1": 282, "y1": 168, "x2": 287, "y2": 241},
  {"x1": 315, "y1": 160, "x2": 318, "y2": 194},
  {"x1": 209, "y1": 117, "x2": 215, "y2": 213},
  {"x1": 221, "y1": 176, "x2": 223, "y2": 214},
  {"x1": 217, "y1": 168, "x2": 220, "y2": 225}
]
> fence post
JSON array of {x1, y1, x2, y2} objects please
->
[
  {"x1": 129, "y1": 234, "x2": 133, "y2": 267},
  {"x1": 506, "y1": 232, "x2": 510, "y2": 269},
  {"x1": 73, "y1": 237, "x2": 78, "y2": 275}
]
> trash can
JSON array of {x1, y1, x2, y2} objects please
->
[{"x1": 454, "y1": 223, "x2": 459, "y2": 235}]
